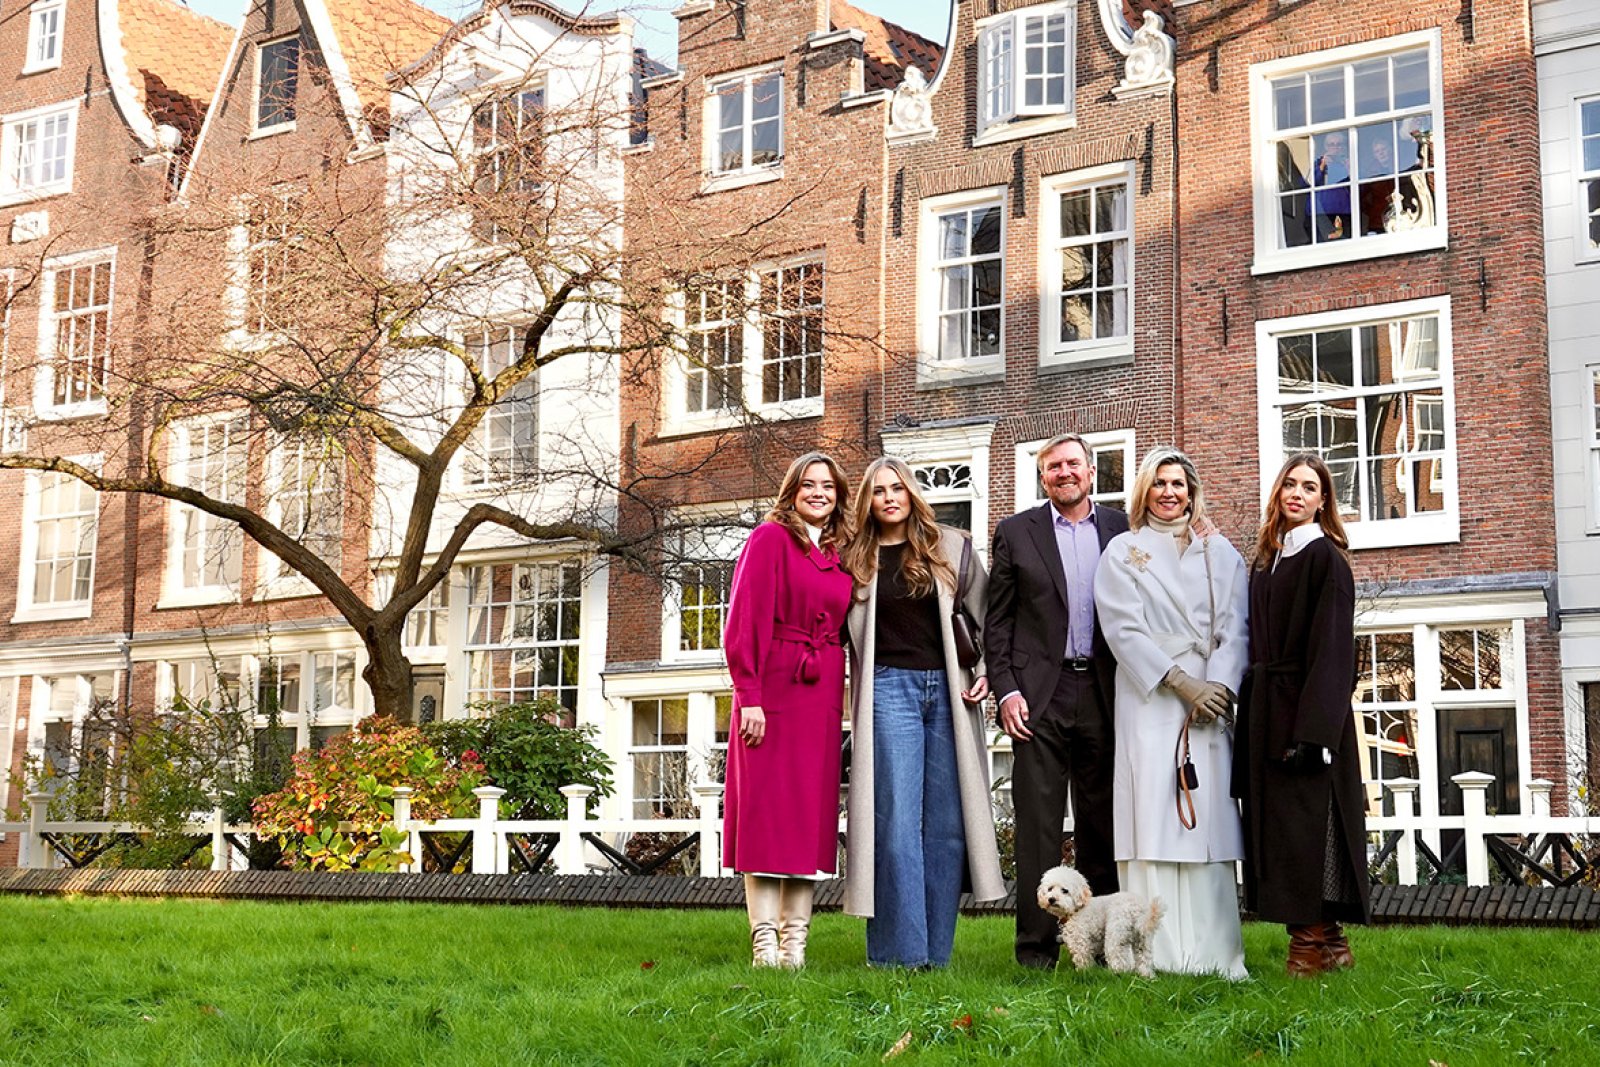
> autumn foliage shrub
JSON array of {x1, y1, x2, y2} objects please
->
[{"x1": 252, "y1": 715, "x2": 483, "y2": 870}]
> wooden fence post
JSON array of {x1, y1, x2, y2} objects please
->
[
  {"x1": 558, "y1": 785, "x2": 595, "y2": 875},
  {"x1": 471, "y1": 787, "x2": 508, "y2": 875},
  {"x1": 24, "y1": 792, "x2": 50, "y2": 870},
  {"x1": 1527, "y1": 778, "x2": 1553, "y2": 819},
  {"x1": 391, "y1": 786, "x2": 416, "y2": 870},
  {"x1": 209, "y1": 803, "x2": 228, "y2": 872},
  {"x1": 692, "y1": 782, "x2": 724, "y2": 878},
  {"x1": 1453, "y1": 771, "x2": 1495, "y2": 886},
  {"x1": 1387, "y1": 777, "x2": 1420, "y2": 886}
]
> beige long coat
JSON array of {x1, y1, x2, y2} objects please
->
[{"x1": 843, "y1": 526, "x2": 1007, "y2": 917}]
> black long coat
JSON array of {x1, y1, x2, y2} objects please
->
[{"x1": 1232, "y1": 536, "x2": 1370, "y2": 925}]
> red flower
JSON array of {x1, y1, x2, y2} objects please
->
[{"x1": 461, "y1": 750, "x2": 480, "y2": 763}]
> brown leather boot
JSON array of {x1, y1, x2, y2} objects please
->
[
  {"x1": 1316, "y1": 922, "x2": 1355, "y2": 970},
  {"x1": 1285, "y1": 924, "x2": 1328, "y2": 978}
]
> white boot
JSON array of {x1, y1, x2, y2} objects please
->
[
  {"x1": 778, "y1": 879, "x2": 815, "y2": 969},
  {"x1": 744, "y1": 875, "x2": 781, "y2": 967}
]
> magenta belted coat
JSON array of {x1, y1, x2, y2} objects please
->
[{"x1": 721, "y1": 521, "x2": 852, "y2": 875}]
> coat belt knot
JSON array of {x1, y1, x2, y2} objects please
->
[{"x1": 772, "y1": 620, "x2": 841, "y2": 684}]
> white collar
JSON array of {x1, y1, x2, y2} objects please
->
[
  {"x1": 1275, "y1": 522, "x2": 1323, "y2": 569},
  {"x1": 804, "y1": 522, "x2": 824, "y2": 546}
]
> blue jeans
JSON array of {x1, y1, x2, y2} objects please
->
[{"x1": 867, "y1": 665, "x2": 966, "y2": 967}]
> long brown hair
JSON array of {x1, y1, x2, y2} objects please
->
[
  {"x1": 1253, "y1": 452, "x2": 1350, "y2": 568},
  {"x1": 840, "y1": 456, "x2": 956, "y2": 598},
  {"x1": 764, "y1": 451, "x2": 852, "y2": 553}
]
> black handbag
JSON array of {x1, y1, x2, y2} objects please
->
[{"x1": 951, "y1": 536, "x2": 981, "y2": 671}]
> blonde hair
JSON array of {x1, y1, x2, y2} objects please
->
[
  {"x1": 1253, "y1": 452, "x2": 1350, "y2": 569},
  {"x1": 764, "y1": 451, "x2": 852, "y2": 553},
  {"x1": 1128, "y1": 447, "x2": 1206, "y2": 531},
  {"x1": 839, "y1": 456, "x2": 956, "y2": 598}
]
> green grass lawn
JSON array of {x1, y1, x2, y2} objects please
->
[{"x1": 0, "y1": 896, "x2": 1595, "y2": 1066}]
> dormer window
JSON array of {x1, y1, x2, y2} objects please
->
[
  {"x1": 255, "y1": 36, "x2": 299, "y2": 133},
  {"x1": 24, "y1": 0, "x2": 63, "y2": 74},
  {"x1": 976, "y1": 2, "x2": 1075, "y2": 142}
]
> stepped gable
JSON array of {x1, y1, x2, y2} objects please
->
[
  {"x1": 117, "y1": 0, "x2": 234, "y2": 143},
  {"x1": 829, "y1": 0, "x2": 944, "y2": 92}
]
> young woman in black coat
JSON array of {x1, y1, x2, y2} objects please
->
[{"x1": 1233, "y1": 453, "x2": 1370, "y2": 977}]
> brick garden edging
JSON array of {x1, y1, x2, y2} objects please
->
[{"x1": 1, "y1": 868, "x2": 1596, "y2": 927}]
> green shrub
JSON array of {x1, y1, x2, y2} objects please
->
[
  {"x1": 422, "y1": 699, "x2": 613, "y2": 819},
  {"x1": 252, "y1": 715, "x2": 483, "y2": 870}
]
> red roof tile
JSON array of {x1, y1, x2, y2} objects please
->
[
  {"x1": 830, "y1": 0, "x2": 944, "y2": 93},
  {"x1": 320, "y1": 0, "x2": 453, "y2": 120},
  {"x1": 117, "y1": 0, "x2": 234, "y2": 142}
]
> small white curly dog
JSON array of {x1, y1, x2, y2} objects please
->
[{"x1": 1036, "y1": 865, "x2": 1165, "y2": 978}]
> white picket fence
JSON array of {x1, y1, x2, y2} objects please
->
[{"x1": 3, "y1": 774, "x2": 1595, "y2": 886}]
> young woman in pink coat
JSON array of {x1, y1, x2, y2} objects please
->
[{"x1": 722, "y1": 451, "x2": 854, "y2": 968}]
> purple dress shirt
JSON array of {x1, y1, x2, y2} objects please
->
[{"x1": 1055, "y1": 504, "x2": 1100, "y2": 659}]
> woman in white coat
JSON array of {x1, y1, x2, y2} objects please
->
[{"x1": 1094, "y1": 447, "x2": 1249, "y2": 979}]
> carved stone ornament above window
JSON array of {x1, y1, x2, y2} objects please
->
[
  {"x1": 1098, "y1": 3, "x2": 1175, "y2": 100},
  {"x1": 887, "y1": 66, "x2": 935, "y2": 145}
]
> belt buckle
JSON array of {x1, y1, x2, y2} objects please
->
[{"x1": 1066, "y1": 656, "x2": 1092, "y2": 672}]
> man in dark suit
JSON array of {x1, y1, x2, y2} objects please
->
[{"x1": 986, "y1": 432, "x2": 1128, "y2": 969}]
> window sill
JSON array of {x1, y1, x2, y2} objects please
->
[
  {"x1": 1346, "y1": 512, "x2": 1460, "y2": 551},
  {"x1": 973, "y1": 112, "x2": 1076, "y2": 149},
  {"x1": 659, "y1": 397, "x2": 821, "y2": 439},
  {"x1": 700, "y1": 166, "x2": 783, "y2": 196},
  {"x1": 1251, "y1": 227, "x2": 1448, "y2": 276},
  {"x1": 0, "y1": 184, "x2": 69, "y2": 209},
  {"x1": 20, "y1": 59, "x2": 62, "y2": 76},
  {"x1": 254, "y1": 578, "x2": 319, "y2": 601},
  {"x1": 156, "y1": 588, "x2": 241, "y2": 610},
  {"x1": 1040, "y1": 338, "x2": 1135, "y2": 373},
  {"x1": 248, "y1": 122, "x2": 296, "y2": 141},
  {"x1": 916, "y1": 355, "x2": 1005, "y2": 390},
  {"x1": 32, "y1": 400, "x2": 108, "y2": 422},
  {"x1": 11, "y1": 602, "x2": 93, "y2": 624}
]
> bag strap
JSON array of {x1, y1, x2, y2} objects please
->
[
  {"x1": 1175, "y1": 719, "x2": 1197, "y2": 831},
  {"x1": 954, "y1": 535, "x2": 972, "y2": 603}
]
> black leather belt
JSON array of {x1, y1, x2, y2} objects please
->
[{"x1": 1064, "y1": 656, "x2": 1093, "y2": 672}]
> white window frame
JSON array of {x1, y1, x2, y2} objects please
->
[
  {"x1": 29, "y1": 671, "x2": 119, "y2": 790},
  {"x1": 662, "y1": 257, "x2": 826, "y2": 436},
  {"x1": 1014, "y1": 429, "x2": 1135, "y2": 514},
  {"x1": 13, "y1": 459, "x2": 99, "y2": 623},
  {"x1": 161, "y1": 415, "x2": 248, "y2": 607},
  {"x1": 917, "y1": 187, "x2": 1006, "y2": 386},
  {"x1": 469, "y1": 85, "x2": 546, "y2": 244},
  {"x1": 1255, "y1": 295, "x2": 1458, "y2": 550},
  {"x1": 703, "y1": 64, "x2": 783, "y2": 192},
  {"x1": 253, "y1": 35, "x2": 299, "y2": 135},
  {"x1": 257, "y1": 433, "x2": 344, "y2": 599},
  {"x1": 1588, "y1": 365, "x2": 1600, "y2": 532},
  {"x1": 23, "y1": 0, "x2": 64, "y2": 74},
  {"x1": 0, "y1": 677, "x2": 17, "y2": 827},
  {"x1": 628, "y1": 696, "x2": 692, "y2": 818},
  {"x1": 660, "y1": 505, "x2": 757, "y2": 664},
  {"x1": 0, "y1": 101, "x2": 77, "y2": 207},
  {"x1": 1577, "y1": 95, "x2": 1600, "y2": 264},
  {"x1": 1250, "y1": 30, "x2": 1446, "y2": 275},
  {"x1": 462, "y1": 557, "x2": 585, "y2": 719},
  {"x1": 974, "y1": 2, "x2": 1076, "y2": 146},
  {"x1": 458, "y1": 322, "x2": 539, "y2": 489},
  {"x1": 33, "y1": 247, "x2": 113, "y2": 419},
  {"x1": 1039, "y1": 162, "x2": 1135, "y2": 368}
]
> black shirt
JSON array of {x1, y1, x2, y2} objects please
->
[{"x1": 873, "y1": 542, "x2": 944, "y2": 671}]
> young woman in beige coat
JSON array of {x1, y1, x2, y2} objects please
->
[{"x1": 841, "y1": 457, "x2": 1006, "y2": 967}]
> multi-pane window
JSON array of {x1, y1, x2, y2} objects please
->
[
  {"x1": 1580, "y1": 98, "x2": 1600, "y2": 257},
  {"x1": 978, "y1": 4, "x2": 1073, "y2": 130},
  {"x1": 1048, "y1": 174, "x2": 1131, "y2": 356},
  {"x1": 1354, "y1": 631, "x2": 1419, "y2": 815},
  {"x1": 471, "y1": 89, "x2": 544, "y2": 242},
  {"x1": 630, "y1": 697, "x2": 689, "y2": 818},
  {"x1": 3, "y1": 106, "x2": 72, "y2": 197},
  {"x1": 1264, "y1": 305, "x2": 1453, "y2": 536},
  {"x1": 256, "y1": 37, "x2": 299, "y2": 130},
  {"x1": 404, "y1": 580, "x2": 450, "y2": 649},
  {"x1": 267, "y1": 435, "x2": 343, "y2": 580},
  {"x1": 165, "y1": 658, "x2": 244, "y2": 712},
  {"x1": 1264, "y1": 40, "x2": 1440, "y2": 254},
  {"x1": 25, "y1": 1, "x2": 63, "y2": 71},
  {"x1": 683, "y1": 281, "x2": 742, "y2": 414},
  {"x1": 49, "y1": 259, "x2": 112, "y2": 408},
  {"x1": 933, "y1": 200, "x2": 1003, "y2": 363},
  {"x1": 677, "y1": 562, "x2": 732, "y2": 654},
  {"x1": 256, "y1": 655, "x2": 302, "y2": 718},
  {"x1": 710, "y1": 70, "x2": 781, "y2": 176},
  {"x1": 759, "y1": 262, "x2": 823, "y2": 404},
  {"x1": 464, "y1": 559, "x2": 583, "y2": 721},
  {"x1": 462, "y1": 325, "x2": 538, "y2": 486},
  {"x1": 1018, "y1": 430, "x2": 1134, "y2": 513},
  {"x1": 1438, "y1": 628, "x2": 1509, "y2": 692},
  {"x1": 246, "y1": 192, "x2": 300, "y2": 333},
  {"x1": 1590, "y1": 368, "x2": 1600, "y2": 524},
  {"x1": 914, "y1": 462, "x2": 974, "y2": 531},
  {"x1": 174, "y1": 419, "x2": 247, "y2": 591},
  {"x1": 1581, "y1": 683, "x2": 1600, "y2": 811},
  {"x1": 27, "y1": 471, "x2": 96, "y2": 607}
]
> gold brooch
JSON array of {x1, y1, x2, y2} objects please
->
[{"x1": 1125, "y1": 546, "x2": 1151, "y2": 572}]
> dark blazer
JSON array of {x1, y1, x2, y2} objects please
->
[{"x1": 985, "y1": 502, "x2": 1129, "y2": 709}]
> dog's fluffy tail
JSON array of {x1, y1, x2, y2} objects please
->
[{"x1": 1142, "y1": 898, "x2": 1166, "y2": 938}]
